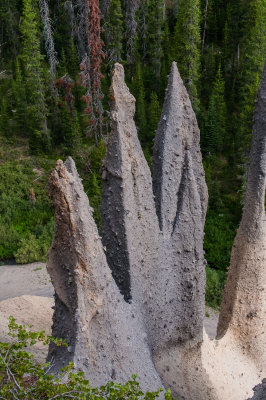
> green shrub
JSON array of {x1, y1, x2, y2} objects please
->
[
  {"x1": 0, "y1": 317, "x2": 174, "y2": 400},
  {"x1": 14, "y1": 233, "x2": 42, "y2": 264},
  {"x1": 204, "y1": 211, "x2": 236, "y2": 272},
  {"x1": 205, "y1": 266, "x2": 226, "y2": 309},
  {"x1": 0, "y1": 161, "x2": 54, "y2": 262},
  {"x1": 14, "y1": 219, "x2": 54, "y2": 264}
]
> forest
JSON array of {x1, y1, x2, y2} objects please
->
[{"x1": 0, "y1": 0, "x2": 265, "y2": 308}]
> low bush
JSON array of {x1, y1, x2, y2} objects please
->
[
  {"x1": 0, "y1": 160, "x2": 54, "y2": 263},
  {"x1": 0, "y1": 317, "x2": 173, "y2": 400},
  {"x1": 205, "y1": 266, "x2": 226, "y2": 309},
  {"x1": 204, "y1": 211, "x2": 236, "y2": 272}
]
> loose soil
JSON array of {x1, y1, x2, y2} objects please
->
[{"x1": 0, "y1": 262, "x2": 219, "y2": 364}]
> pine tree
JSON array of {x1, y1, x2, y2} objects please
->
[
  {"x1": 124, "y1": 0, "x2": 140, "y2": 65},
  {"x1": 80, "y1": 0, "x2": 105, "y2": 143},
  {"x1": 203, "y1": 66, "x2": 227, "y2": 154},
  {"x1": 160, "y1": 19, "x2": 171, "y2": 96},
  {"x1": 20, "y1": 0, "x2": 50, "y2": 152},
  {"x1": 0, "y1": 0, "x2": 21, "y2": 67},
  {"x1": 132, "y1": 61, "x2": 147, "y2": 143},
  {"x1": 139, "y1": 0, "x2": 165, "y2": 94},
  {"x1": 203, "y1": 95, "x2": 217, "y2": 155},
  {"x1": 172, "y1": 0, "x2": 201, "y2": 111},
  {"x1": 50, "y1": 74, "x2": 82, "y2": 149},
  {"x1": 0, "y1": 98, "x2": 10, "y2": 137},
  {"x1": 105, "y1": 0, "x2": 123, "y2": 63},
  {"x1": 201, "y1": 44, "x2": 216, "y2": 108},
  {"x1": 12, "y1": 58, "x2": 27, "y2": 133},
  {"x1": 148, "y1": 91, "x2": 161, "y2": 140},
  {"x1": 236, "y1": 0, "x2": 266, "y2": 153}
]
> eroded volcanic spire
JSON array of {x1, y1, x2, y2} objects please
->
[
  {"x1": 101, "y1": 63, "x2": 160, "y2": 306},
  {"x1": 47, "y1": 157, "x2": 163, "y2": 390},
  {"x1": 153, "y1": 62, "x2": 208, "y2": 236},
  {"x1": 152, "y1": 62, "x2": 208, "y2": 348},
  {"x1": 217, "y1": 61, "x2": 266, "y2": 371}
]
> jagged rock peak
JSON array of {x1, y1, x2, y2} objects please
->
[
  {"x1": 101, "y1": 63, "x2": 160, "y2": 304},
  {"x1": 110, "y1": 62, "x2": 136, "y2": 120},
  {"x1": 47, "y1": 157, "x2": 163, "y2": 391},
  {"x1": 153, "y1": 61, "x2": 208, "y2": 237},
  {"x1": 240, "y1": 61, "x2": 266, "y2": 240},
  {"x1": 217, "y1": 61, "x2": 266, "y2": 371}
]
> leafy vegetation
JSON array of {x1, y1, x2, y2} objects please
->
[
  {"x1": 0, "y1": 146, "x2": 54, "y2": 262},
  {"x1": 0, "y1": 317, "x2": 173, "y2": 400}
]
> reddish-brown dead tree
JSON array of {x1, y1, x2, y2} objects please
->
[{"x1": 80, "y1": 0, "x2": 105, "y2": 143}]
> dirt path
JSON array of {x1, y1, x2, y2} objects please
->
[
  {"x1": 0, "y1": 262, "x2": 54, "y2": 300},
  {"x1": 0, "y1": 263, "x2": 219, "y2": 357}
]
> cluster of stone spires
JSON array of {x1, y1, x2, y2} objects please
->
[{"x1": 47, "y1": 61, "x2": 266, "y2": 400}]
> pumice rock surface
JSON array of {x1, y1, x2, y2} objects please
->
[
  {"x1": 47, "y1": 61, "x2": 266, "y2": 400},
  {"x1": 47, "y1": 157, "x2": 163, "y2": 390},
  {"x1": 102, "y1": 62, "x2": 207, "y2": 354},
  {"x1": 217, "y1": 61, "x2": 266, "y2": 367}
]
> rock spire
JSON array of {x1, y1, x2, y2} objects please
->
[
  {"x1": 217, "y1": 61, "x2": 266, "y2": 368},
  {"x1": 47, "y1": 61, "x2": 266, "y2": 400}
]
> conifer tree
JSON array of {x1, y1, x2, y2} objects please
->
[
  {"x1": 148, "y1": 91, "x2": 161, "y2": 140},
  {"x1": 0, "y1": 0, "x2": 20, "y2": 67},
  {"x1": 139, "y1": 0, "x2": 165, "y2": 93},
  {"x1": 160, "y1": 19, "x2": 171, "y2": 98},
  {"x1": 236, "y1": 0, "x2": 266, "y2": 153},
  {"x1": 21, "y1": 0, "x2": 50, "y2": 152},
  {"x1": 0, "y1": 99, "x2": 10, "y2": 137},
  {"x1": 105, "y1": 0, "x2": 123, "y2": 63},
  {"x1": 80, "y1": 0, "x2": 105, "y2": 143},
  {"x1": 172, "y1": 0, "x2": 201, "y2": 111},
  {"x1": 204, "y1": 66, "x2": 227, "y2": 154},
  {"x1": 132, "y1": 61, "x2": 147, "y2": 143},
  {"x1": 12, "y1": 58, "x2": 27, "y2": 133},
  {"x1": 125, "y1": 0, "x2": 140, "y2": 65}
]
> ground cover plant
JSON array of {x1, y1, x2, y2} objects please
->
[{"x1": 0, "y1": 317, "x2": 173, "y2": 400}]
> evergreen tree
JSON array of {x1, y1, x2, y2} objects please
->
[
  {"x1": 137, "y1": 0, "x2": 165, "y2": 94},
  {"x1": 132, "y1": 61, "x2": 147, "y2": 143},
  {"x1": 172, "y1": 0, "x2": 201, "y2": 111},
  {"x1": 0, "y1": 0, "x2": 21, "y2": 67},
  {"x1": 144, "y1": 0, "x2": 165, "y2": 92},
  {"x1": 0, "y1": 99, "x2": 10, "y2": 137},
  {"x1": 20, "y1": 0, "x2": 50, "y2": 152},
  {"x1": 124, "y1": 0, "x2": 140, "y2": 65},
  {"x1": 203, "y1": 66, "x2": 227, "y2": 155},
  {"x1": 201, "y1": 44, "x2": 216, "y2": 108},
  {"x1": 148, "y1": 91, "x2": 161, "y2": 140},
  {"x1": 80, "y1": 0, "x2": 105, "y2": 143},
  {"x1": 236, "y1": 0, "x2": 266, "y2": 153},
  {"x1": 106, "y1": 0, "x2": 123, "y2": 63},
  {"x1": 160, "y1": 19, "x2": 171, "y2": 97},
  {"x1": 12, "y1": 58, "x2": 27, "y2": 133}
]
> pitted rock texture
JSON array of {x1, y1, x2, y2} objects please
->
[
  {"x1": 101, "y1": 63, "x2": 207, "y2": 354},
  {"x1": 152, "y1": 63, "x2": 208, "y2": 348},
  {"x1": 217, "y1": 61, "x2": 266, "y2": 370},
  {"x1": 47, "y1": 157, "x2": 163, "y2": 390},
  {"x1": 47, "y1": 61, "x2": 266, "y2": 400},
  {"x1": 101, "y1": 63, "x2": 161, "y2": 308},
  {"x1": 153, "y1": 62, "x2": 208, "y2": 235}
]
